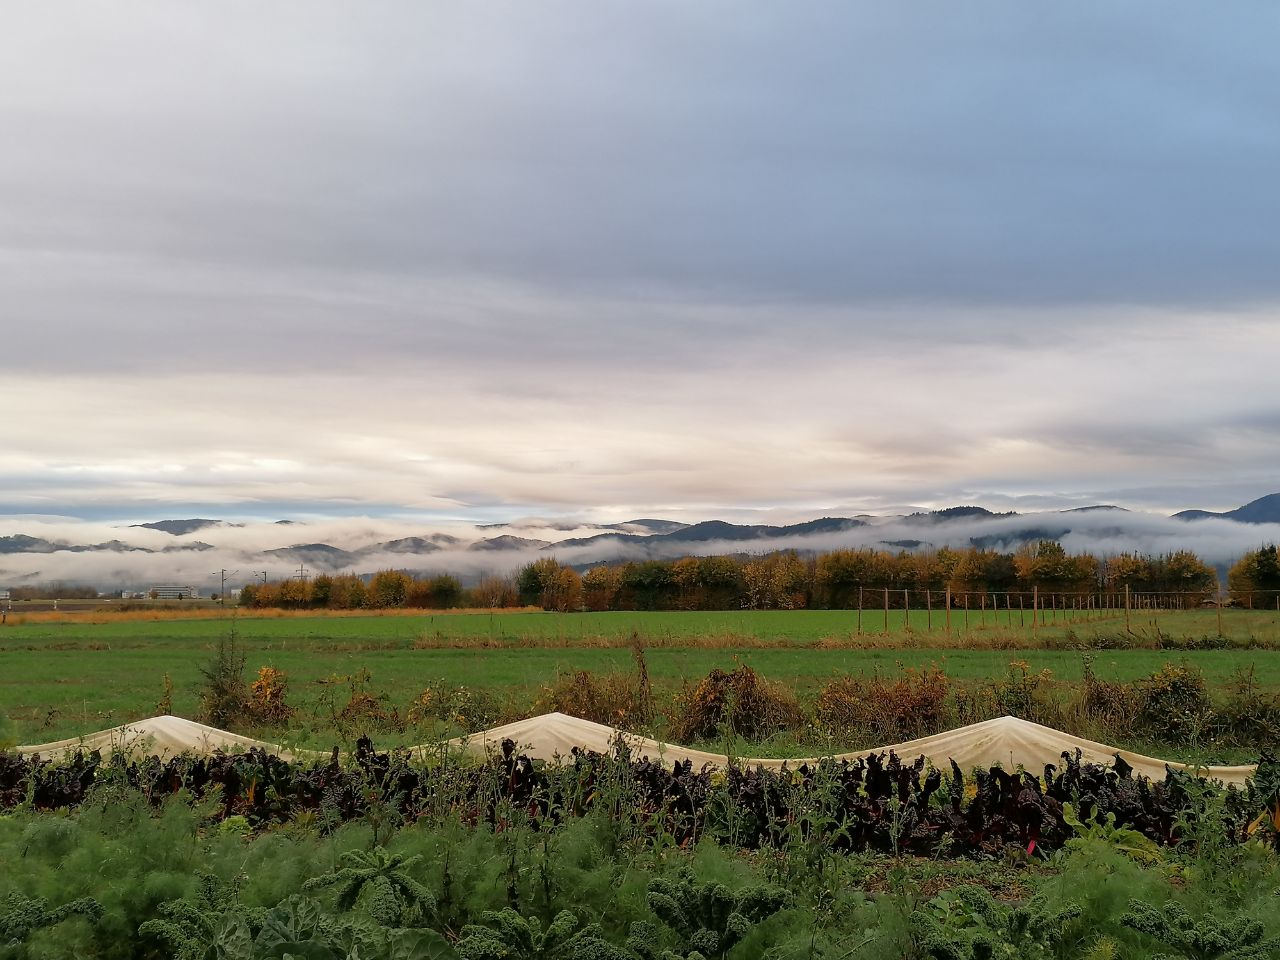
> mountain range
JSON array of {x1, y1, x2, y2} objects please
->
[
  {"x1": 1171, "y1": 493, "x2": 1280, "y2": 524},
  {"x1": 3, "y1": 495, "x2": 1280, "y2": 580}
]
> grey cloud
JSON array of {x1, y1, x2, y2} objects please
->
[
  {"x1": 5, "y1": 3, "x2": 1280, "y2": 315},
  {"x1": 3, "y1": 3, "x2": 1280, "y2": 522}
]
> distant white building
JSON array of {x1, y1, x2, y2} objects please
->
[{"x1": 149, "y1": 585, "x2": 200, "y2": 600}]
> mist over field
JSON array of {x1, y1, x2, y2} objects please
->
[{"x1": 2, "y1": 508, "x2": 1278, "y2": 590}]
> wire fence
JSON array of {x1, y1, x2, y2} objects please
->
[{"x1": 839, "y1": 586, "x2": 1280, "y2": 634}]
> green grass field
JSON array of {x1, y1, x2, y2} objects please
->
[
  {"x1": 5, "y1": 606, "x2": 1280, "y2": 745},
  {"x1": 4, "y1": 604, "x2": 1278, "y2": 644}
]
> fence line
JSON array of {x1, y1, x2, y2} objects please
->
[{"x1": 840, "y1": 586, "x2": 1280, "y2": 633}]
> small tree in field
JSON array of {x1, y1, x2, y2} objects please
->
[{"x1": 199, "y1": 628, "x2": 249, "y2": 728}]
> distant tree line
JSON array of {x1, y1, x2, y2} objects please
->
[
  {"x1": 237, "y1": 570, "x2": 517, "y2": 611},
  {"x1": 231, "y1": 541, "x2": 1250, "y2": 612},
  {"x1": 519, "y1": 542, "x2": 1222, "y2": 612},
  {"x1": 4, "y1": 584, "x2": 101, "y2": 601}
]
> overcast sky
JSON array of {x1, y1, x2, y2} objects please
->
[{"x1": 4, "y1": 2, "x2": 1279, "y2": 525}]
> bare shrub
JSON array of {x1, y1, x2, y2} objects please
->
[
  {"x1": 536, "y1": 670, "x2": 652, "y2": 728},
  {"x1": 316, "y1": 669, "x2": 397, "y2": 732},
  {"x1": 669, "y1": 666, "x2": 803, "y2": 743},
  {"x1": 1077, "y1": 654, "x2": 1140, "y2": 731},
  {"x1": 952, "y1": 661, "x2": 1063, "y2": 729},
  {"x1": 816, "y1": 665, "x2": 952, "y2": 742},
  {"x1": 407, "y1": 680, "x2": 502, "y2": 731},
  {"x1": 1137, "y1": 661, "x2": 1214, "y2": 744},
  {"x1": 1218, "y1": 666, "x2": 1280, "y2": 749},
  {"x1": 247, "y1": 666, "x2": 294, "y2": 725}
]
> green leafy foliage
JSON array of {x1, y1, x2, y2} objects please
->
[
  {"x1": 302, "y1": 847, "x2": 436, "y2": 928},
  {"x1": 0, "y1": 891, "x2": 102, "y2": 949},
  {"x1": 909, "y1": 885, "x2": 1081, "y2": 960},
  {"x1": 456, "y1": 909, "x2": 624, "y2": 960},
  {"x1": 139, "y1": 888, "x2": 457, "y2": 960},
  {"x1": 1120, "y1": 897, "x2": 1280, "y2": 959},
  {"x1": 625, "y1": 870, "x2": 788, "y2": 960},
  {"x1": 1063, "y1": 802, "x2": 1164, "y2": 864}
]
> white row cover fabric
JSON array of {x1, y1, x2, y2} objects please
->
[
  {"x1": 16, "y1": 712, "x2": 1259, "y2": 786},
  {"x1": 443, "y1": 712, "x2": 1259, "y2": 786},
  {"x1": 15, "y1": 716, "x2": 309, "y2": 762}
]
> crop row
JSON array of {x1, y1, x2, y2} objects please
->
[{"x1": 4, "y1": 739, "x2": 1277, "y2": 857}]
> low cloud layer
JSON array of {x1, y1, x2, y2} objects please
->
[{"x1": 2, "y1": 510, "x2": 1278, "y2": 592}]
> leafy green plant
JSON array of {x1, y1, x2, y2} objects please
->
[
  {"x1": 0, "y1": 891, "x2": 101, "y2": 949},
  {"x1": 139, "y1": 885, "x2": 456, "y2": 960},
  {"x1": 302, "y1": 847, "x2": 436, "y2": 927},
  {"x1": 1062, "y1": 802, "x2": 1163, "y2": 864},
  {"x1": 1245, "y1": 753, "x2": 1280, "y2": 849},
  {"x1": 625, "y1": 871, "x2": 789, "y2": 960},
  {"x1": 1120, "y1": 898, "x2": 1280, "y2": 959},
  {"x1": 910, "y1": 885, "x2": 1081, "y2": 960},
  {"x1": 137, "y1": 872, "x2": 259, "y2": 960},
  {"x1": 456, "y1": 909, "x2": 625, "y2": 960}
]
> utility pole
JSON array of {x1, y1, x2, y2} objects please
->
[
  {"x1": 296, "y1": 563, "x2": 308, "y2": 584},
  {"x1": 213, "y1": 569, "x2": 238, "y2": 606}
]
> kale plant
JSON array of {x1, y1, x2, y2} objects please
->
[
  {"x1": 0, "y1": 891, "x2": 101, "y2": 950},
  {"x1": 455, "y1": 908, "x2": 626, "y2": 960},
  {"x1": 303, "y1": 847, "x2": 436, "y2": 927},
  {"x1": 625, "y1": 870, "x2": 788, "y2": 960},
  {"x1": 910, "y1": 885, "x2": 1081, "y2": 960},
  {"x1": 1120, "y1": 898, "x2": 1280, "y2": 960}
]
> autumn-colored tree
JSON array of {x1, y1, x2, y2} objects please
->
[
  {"x1": 742, "y1": 551, "x2": 809, "y2": 609},
  {"x1": 517, "y1": 557, "x2": 560, "y2": 607},
  {"x1": 672, "y1": 556, "x2": 703, "y2": 610},
  {"x1": 368, "y1": 569, "x2": 410, "y2": 608},
  {"x1": 517, "y1": 557, "x2": 582, "y2": 611},
  {"x1": 469, "y1": 575, "x2": 519, "y2": 608},
  {"x1": 699, "y1": 555, "x2": 746, "y2": 608},
  {"x1": 327, "y1": 574, "x2": 368, "y2": 609},
  {"x1": 547, "y1": 565, "x2": 584, "y2": 612},
  {"x1": 621, "y1": 560, "x2": 678, "y2": 610},
  {"x1": 581, "y1": 564, "x2": 622, "y2": 611},
  {"x1": 276, "y1": 577, "x2": 311, "y2": 609},
  {"x1": 310, "y1": 574, "x2": 333, "y2": 607},
  {"x1": 404, "y1": 574, "x2": 462, "y2": 608},
  {"x1": 813, "y1": 550, "x2": 877, "y2": 607},
  {"x1": 1156, "y1": 550, "x2": 1218, "y2": 605},
  {"x1": 1229, "y1": 545, "x2": 1280, "y2": 605},
  {"x1": 916, "y1": 548, "x2": 961, "y2": 591},
  {"x1": 1015, "y1": 540, "x2": 1097, "y2": 594},
  {"x1": 1103, "y1": 553, "x2": 1149, "y2": 590}
]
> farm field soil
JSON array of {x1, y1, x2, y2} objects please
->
[{"x1": 5, "y1": 608, "x2": 1280, "y2": 745}]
